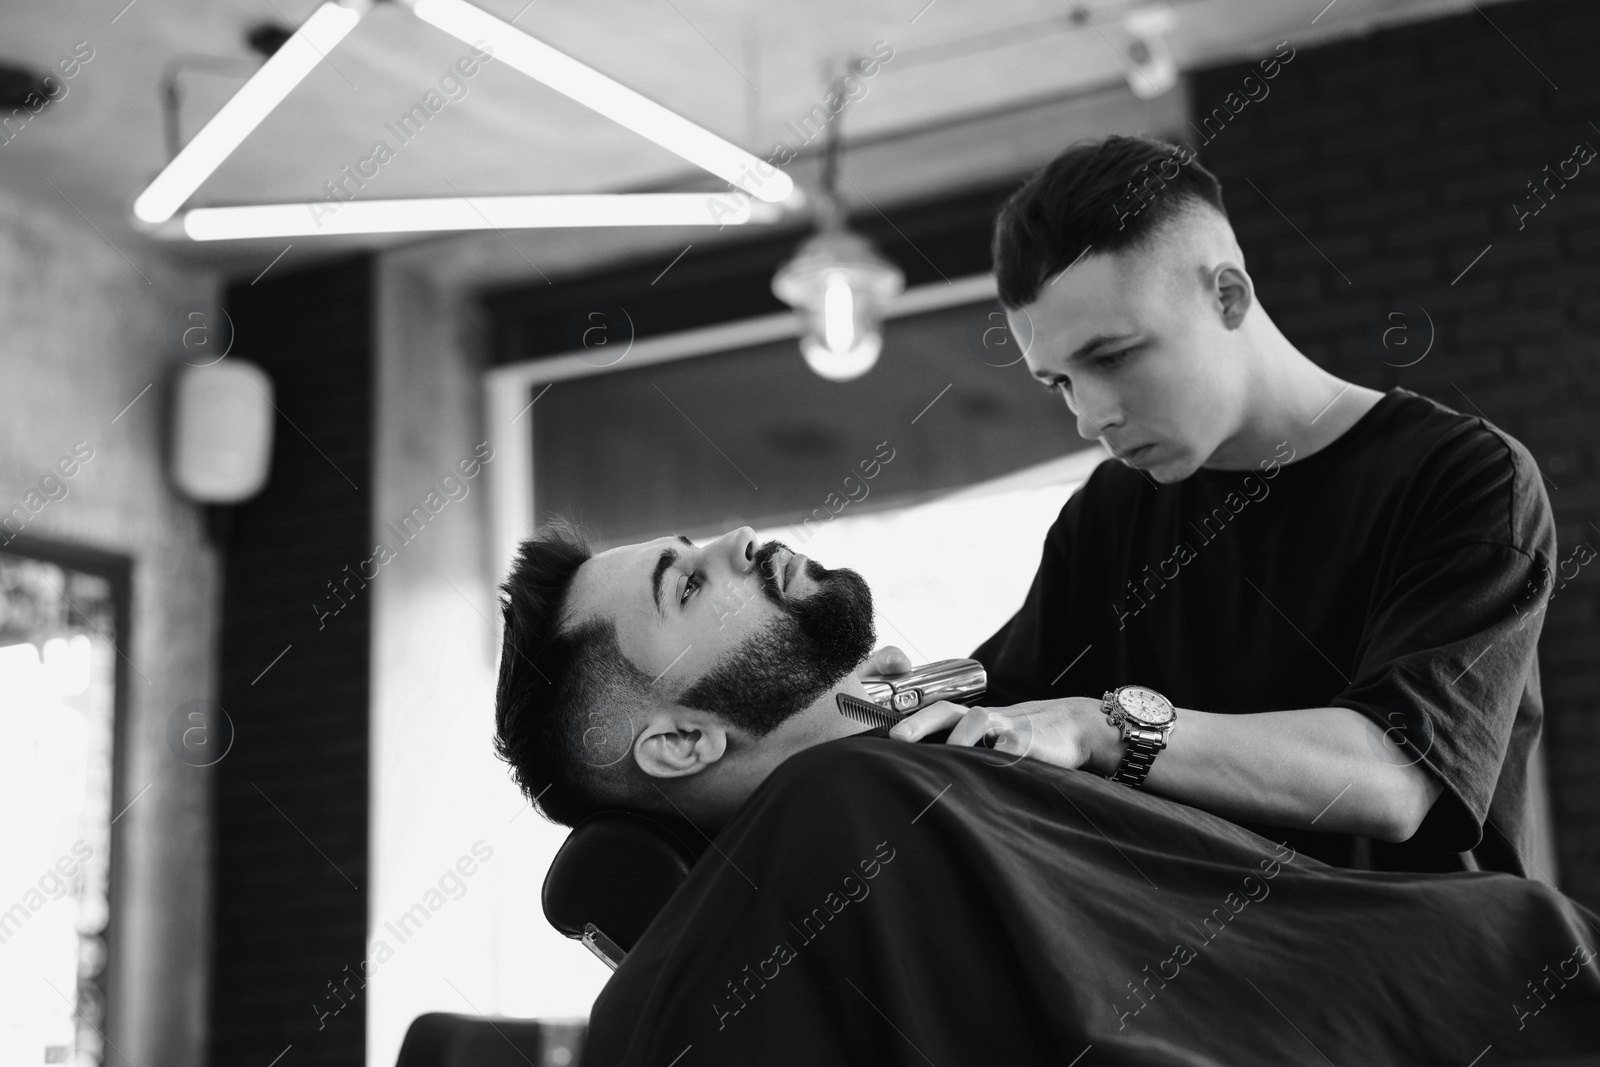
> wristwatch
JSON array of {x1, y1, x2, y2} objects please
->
[{"x1": 1102, "y1": 685, "x2": 1177, "y2": 788}]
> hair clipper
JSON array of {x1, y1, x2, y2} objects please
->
[{"x1": 836, "y1": 658, "x2": 988, "y2": 729}]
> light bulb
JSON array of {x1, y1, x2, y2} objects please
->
[
  {"x1": 801, "y1": 332, "x2": 881, "y2": 381},
  {"x1": 822, "y1": 271, "x2": 856, "y2": 353}
]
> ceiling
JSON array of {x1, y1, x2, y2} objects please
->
[{"x1": 1, "y1": 0, "x2": 1517, "y2": 278}]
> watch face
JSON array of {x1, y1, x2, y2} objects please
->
[{"x1": 1119, "y1": 686, "x2": 1175, "y2": 727}]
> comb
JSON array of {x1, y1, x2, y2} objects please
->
[{"x1": 836, "y1": 692, "x2": 902, "y2": 730}]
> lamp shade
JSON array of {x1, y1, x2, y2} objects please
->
[
  {"x1": 171, "y1": 360, "x2": 275, "y2": 503},
  {"x1": 773, "y1": 227, "x2": 904, "y2": 382}
]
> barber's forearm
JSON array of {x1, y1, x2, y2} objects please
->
[{"x1": 1107, "y1": 706, "x2": 1441, "y2": 842}]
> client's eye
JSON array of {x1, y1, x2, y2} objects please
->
[
  {"x1": 1094, "y1": 350, "x2": 1130, "y2": 370},
  {"x1": 680, "y1": 571, "x2": 703, "y2": 605}
]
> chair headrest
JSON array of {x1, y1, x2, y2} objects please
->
[{"x1": 541, "y1": 809, "x2": 708, "y2": 962}]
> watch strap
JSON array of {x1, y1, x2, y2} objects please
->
[{"x1": 1111, "y1": 734, "x2": 1162, "y2": 787}]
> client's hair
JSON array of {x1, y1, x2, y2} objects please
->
[
  {"x1": 992, "y1": 134, "x2": 1228, "y2": 308},
  {"x1": 493, "y1": 519, "x2": 650, "y2": 827}
]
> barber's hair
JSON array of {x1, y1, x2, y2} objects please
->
[
  {"x1": 493, "y1": 519, "x2": 650, "y2": 827},
  {"x1": 992, "y1": 134, "x2": 1228, "y2": 308}
]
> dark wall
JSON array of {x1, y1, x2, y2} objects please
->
[
  {"x1": 1192, "y1": 0, "x2": 1600, "y2": 904},
  {"x1": 213, "y1": 255, "x2": 374, "y2": 1066}
]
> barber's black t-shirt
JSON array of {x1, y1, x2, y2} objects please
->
[{"x1": 973, "y1": 388, "x2": 1556, "y2": 875}]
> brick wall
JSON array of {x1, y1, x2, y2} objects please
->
[
  {"x1": 212, "y1": 255, "x2": 374, "y2": 1066},
  {"x1": 1192, "y1": 0, "x2": 1600, "y2": 905},
  {"x1": 0, "y1": 188, "x2": 219, "y2": 1067}
]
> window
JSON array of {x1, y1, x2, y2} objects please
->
[{"x1": 0, "y1": 547, "x2": 124, "y2": 1067}]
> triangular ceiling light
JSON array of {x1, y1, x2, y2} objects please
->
[{"x1": 133, "y1": 0, "x2": 795, "y2": 240}]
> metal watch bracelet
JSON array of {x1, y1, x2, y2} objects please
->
[{"x1": 1111, "y1": 733, "x2": 1162, "y2": 787}]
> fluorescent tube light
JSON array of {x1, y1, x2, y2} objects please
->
[
  {"x1": 133, "y1": 2, "x2": 364, "y2": 224},
  {"x1": 406, "y1": 0, "x2": 793, "y2": 204},
  {"x1": 180, "y1": 192, "x2": 781, "y2": 240}
]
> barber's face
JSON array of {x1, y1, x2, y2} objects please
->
[
  {"x1": 567, "y1": 528, "x2": 875, "y2": 732},
  {"x1": 1014, "y1": 249, "x2": 1243, "y2": 483}
]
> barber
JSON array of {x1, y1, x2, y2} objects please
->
[{"x1": 885, "y1": 135, "x2": 1556, "y2": 875}]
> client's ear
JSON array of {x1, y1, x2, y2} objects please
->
[{"x1": 633, "y1": 710, "x2": 729, "y2": 779}]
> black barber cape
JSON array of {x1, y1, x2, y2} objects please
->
[
  {"x1": 582, "y1": 733, "x2": 1600, "y2": 1066},
  {"x1": 975, "y1": 388, "x2": 1556, "y2": 874}
]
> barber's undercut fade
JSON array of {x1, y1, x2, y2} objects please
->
[
  {"x1": 493, "y1": 518, "x2": 651, "y2": 828},
  {"x1": 992, "y1": 134, "x2": 1228, "y2": 309}
]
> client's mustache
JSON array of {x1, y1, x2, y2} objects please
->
[
  {"x1": 749, "y1": 539, "x2": 828, "y2": 605},
  {"x1": 751, "y1": 540, "x2": 788, "y2": 603}
]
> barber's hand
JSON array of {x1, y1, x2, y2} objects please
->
[
  {"x1": 859, "y1": 645, "x2": 913, "y2": 677},
  {"x1": 888, "y1": 697, "x2": 1124, "y2": 774}
]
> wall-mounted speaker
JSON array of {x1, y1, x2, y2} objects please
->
[{"x1": 171, "y1": 360, "x2": 275, "y2": 503}]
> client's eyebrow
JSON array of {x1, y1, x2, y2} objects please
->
[{"x1": 651, "y1": 534, "x2": 697, "y2": 616}]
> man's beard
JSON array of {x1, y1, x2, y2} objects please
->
[{"x1": 678, "y1": 541, "x2": 875, "y2": 735}]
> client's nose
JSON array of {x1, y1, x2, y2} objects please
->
[{"x1": 709, "y1": 526, "x2": 757, "y2": 574}]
